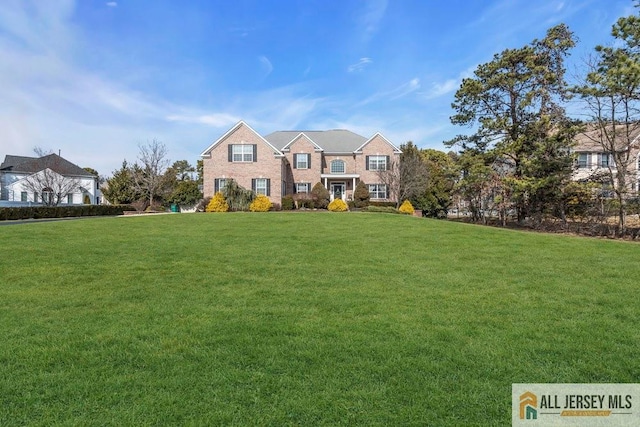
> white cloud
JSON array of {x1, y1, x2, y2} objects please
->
[
  {"x1": 258, "y1": 55, "x2": 273, "y2": 77},
  {"x1": 358, "y1": 0, "x2": 388, "y2": 42},
  {"x1": 424, "y1": 79, "x2": 458, "y2": 99},
  {"x1": 166, "y1": 113, "x2": 241, "y2": 127},
  {"x1": 347, "y1": 57, "x2": 373, "y2": 72},
  {"x1": 106, "y1": 2, "x2": 117, "y2": 7},
  {"x1": 356, "y1": 77, "x2": 420, "y2": 106}
]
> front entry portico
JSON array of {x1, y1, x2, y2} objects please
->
[
  {"x1": 330, "y1": 182, "x2": 346, "y2": 201},
  {"x1": 322, "y1": 174, "x2": 359, "y2": 202}
]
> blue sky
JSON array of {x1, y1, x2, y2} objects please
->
[{"x1": 0, "y1": 0, "x2": 635, "y2": 176}]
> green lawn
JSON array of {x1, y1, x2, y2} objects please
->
[{"x1": 1, "y1": 212, "x2": 638, "y2": 426}]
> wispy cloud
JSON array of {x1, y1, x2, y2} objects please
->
[
  {"x1": 106, "y1": 2, "x2": 117, "y2": 7},
  {"x1": 358, "y1": 0, "x2": 388, "y2": 42},
  {"x1": 347, "y1": 57, "x2": 373, "y2": 72},
  {"x1": 166, "y1": 113, "x2": 241, "y2": 127},
  {"x1": 423, "y1": 79, "x2": 457, "y2": 99},
  {"x1": 357, "y1": 78, "x2": 420, "y2": 106},
  {"x1": 258, "y1": 55, "x2": 273, "y2": 77}
]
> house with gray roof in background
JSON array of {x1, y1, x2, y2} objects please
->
[
  {"x1": 200, "y1": 121, "x2": 402, "y2": 205},
  {"x1": 0, "y1": 153, "x2": 100, "y2": 207}
]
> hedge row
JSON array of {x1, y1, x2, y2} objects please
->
[{"x1": 0, "y1": 205, "x2": 135, "y2": 221}]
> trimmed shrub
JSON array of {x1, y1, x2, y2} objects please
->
[
  {"x1": 353, "y1": 181, "x2": 370, "y2": 208},
  {"x1": 328, "y1": 198, "x2": 349, "y2": 212},
  {"x1": 281, "y1": 196, "x2": 294, "y2": 211},
  {"x1": 311, "y1": 182, "x2": 330, "y2": 209},
  {"x1": 297, "y1": 198, "x2": 314, "y2": 209},
  {"x1": 249, "y1": 195, "x2": 272, "y2": 212},
  {"x1": 0, "y1": 205, "x2": 134, "y2": 221},
  {"x1": 206, "y1": 192, "x2": 229, "y2": 212},
  {"x1": 398, "y1": 200, "x2": 415, "y2": 215},
  {"x1": 369, "y1": 201, "x2": 397, "y2": 207},
  {"x1": 366, "y1": 206, "x2": 398, "y2": 214}
]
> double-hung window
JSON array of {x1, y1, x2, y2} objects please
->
[
  {"x1": 599, "y1": 153, "x2": 614, "y2": 168},
  {"x1": 231, "y1": 144, "x2": 255, "y2": 162},
  {"x1": 21, "y1": 191, "x2": 27, "y2": 202},
  {"x1": 368, "y1": 184, "x2": 387, "y2": 199},
  {"x1": 577, "y1": 153, "x2": 589, "y2": 168},
  {"x1": 294, "y1": 153, "x2": 310, "y2": 169},
  {"x1": 252, "y1": 178, "x2": 270, "y2": 196},
  {"x1": 367, "y1": 155, "x2": 388, "y2": 171},
  {"x1": 214, "y1": 178, "x2": 227, "y2": 193},
  {"x1": 295, "y1": 183, "x2": 310, "y2": 193}
]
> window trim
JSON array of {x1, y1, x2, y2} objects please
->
[
  {"x1": 295, "y1": 153, "x2": 310, "y2": 169},
  {"x1": 295, "y1": 182, "x2": 310, "y2": 194},
  {"x1": 330, "y1": 159, "x2": 346, "y2": 174},
  {"x1": 367, "y1": 155, "x2": 388, "y2": 171},
  {"x1": 368, "y1": 183, "x2": 388, "y2": 199},
  {"x1": 230, "y1": 144, "x2": 255, "y2": 162}
]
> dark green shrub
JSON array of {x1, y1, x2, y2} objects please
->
[
  {"x1": 0, "y1": 205, "x2": 134, "y2": 221},
  {"x1": 311, "y1": 182, "x2": 330, "y2": 209},
  {"x1": 369, "y1": 201, "x2": 397, "y2": 208},
  {"x1": 353, "y1": 181, "x2": 370, "y2": 208},
  {"x1": 281, "y1": 196, "x2": 294, "y2": 211},
  {"x1": 297, "y1": 198, "x2": 315, "y2": 209},
  {"x1": 366, "y1": 206, "x2": 398, "y2": 214}
]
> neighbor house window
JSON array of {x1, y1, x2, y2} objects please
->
[
  {"x1": 295, "y1": 183, "x2": 310, "y2": 193},
  {"x1": 330, "y1": 159, "x2": 345, "y2": 174},
  {"x1": 214, "y1": 178, "x2": 227, "y2": 193},
  {"x1": 67, "y1": 194, "x2": 73, "y2": 204},
  {"x1": 21, "y1": 191, "x2": 27, "y2": 202},
  {"x1": 368, "y1": 184, "x2": 387, "y2": 199},
  {"x1": 598, "y1": 153, "x2": 614, "y2": 168},
  {"x1": 294, "y1": 153, "x2": 310, "y2": 169},
  {"x1": 34, "y1": 193, "x2": 38, "y2": 203},
  {"x1": 367, "y1": 155, "x2": 388, "y2": 171},
  {"x1": 252, "y1": 178, "x2": 270, "y2": 196},
  {"x1": 577, "y1": 153, "x2": 589, "y2": 168},
  {"x1": 230, "y1": 144, "x2": 255, "y2": 162}
]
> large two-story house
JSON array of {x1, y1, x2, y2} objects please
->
[{"x1": 200, "y1": 121, "x2": 402, "y2": 204}]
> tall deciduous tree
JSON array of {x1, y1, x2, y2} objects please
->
[
  {"x1": 133, "y1": 139, "x2": 170, "y2": 206},
  {"x1": 572, "y1": 6, "x2": 640, "y2": 234},
  {"x1": 448, "y1": 24, "x2": 576, "y2": 224}
]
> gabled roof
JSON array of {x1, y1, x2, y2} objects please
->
[
  {"x1": 278, "y1": 132, "x2": 324, "y2": 151},
  {"x1": 264, "y1": 129, "x2": 368, "y2": 153},
  {"x1": 0, "y1": 154, "x2": 94, "y2": 177},
  {"x1": 354, "y1": 132, "x2": 402, "y2": 154},
  {"x1": 200, "y1": 120, "x2": 284, "y2": 157}
]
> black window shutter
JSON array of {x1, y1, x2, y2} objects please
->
[
  {"x1": 214, "y1": 179, "x2": 219, "y2": 193},
  {"x1": 293, "y1": 154, "x2": 298, "y2": 169},
  {"x1": 307, "y1": 154, "x2": 311, "y2": 169},
  {"x1": 366, "y1": 155, "x2": 370, "y2": 170},
  {"x1": 251, "y1": 179, "x2": 256, "y2": 193},
  {"x1": 266, "y1": 179, "x2": 271, "y2": 196},
  {"x1": 228, "y1": 145, "x2": 233, "y2": 162},
  {"x1": 253, "y1": 144, "x2": 257, "y2": 162},
  {"x1": 386, "y1": 156, "x2": 390, "y2": 170},
  {"x1": 293, "y1": 183, "x2": 297, "y2": 194}
]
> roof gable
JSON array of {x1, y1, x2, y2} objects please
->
[
  {"x1": 280, "y1": 132, "x2": 323, "y2": 151},
  {"x1": 200, "y1": 121, "x2": 284, "y2": 157},
  {"x1": 354, "y1": 132, "x2": 402, "y2": 154}
]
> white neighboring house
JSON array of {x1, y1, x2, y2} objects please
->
[{"x1": 0, "y1": 154, "x2": 100, "y2": 207}]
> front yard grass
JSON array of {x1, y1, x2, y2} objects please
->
[{"x1": 0, "y1": 212, "x2": 638, "y2": 425}]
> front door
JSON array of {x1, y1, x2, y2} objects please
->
[{"x1": 330, "y1": 183, "x2": 345, "y2": 201}]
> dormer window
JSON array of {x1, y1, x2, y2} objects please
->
[{"x1": 330, "y1": 159, "x2": 345, "y2": 174}]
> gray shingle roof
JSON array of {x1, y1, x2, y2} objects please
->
[
  {"x1": 0, "y1": 154, "x2": 94, "y2": 177},
  {"x1": 264, "y1": 129, "x2": 368, "y2": 153}
]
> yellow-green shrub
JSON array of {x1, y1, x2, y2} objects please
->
[
  {"x1": 206, "y1": 192, "x2": 229, "y2": 212},
  {"x1": 249, "y1": 195, "x2": 272, "y2": 212},
  {"x1": 328, "y1": 198, "x2": 349, "y2": 212},
  {"x1": 398, "y1": 200, "x2": 415, "y2": 215}
]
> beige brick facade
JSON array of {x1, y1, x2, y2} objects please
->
[{"x1": 201, "y1": 122, "x2": 401, "y2": 205}]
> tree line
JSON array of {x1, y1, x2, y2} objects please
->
[{"x1": 390, "y1": 4, "x2": 639, "y2": 236}]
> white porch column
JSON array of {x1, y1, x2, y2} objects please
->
[{"x1": 323, "y1": 177, "x2": 327, "y2": 188}]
